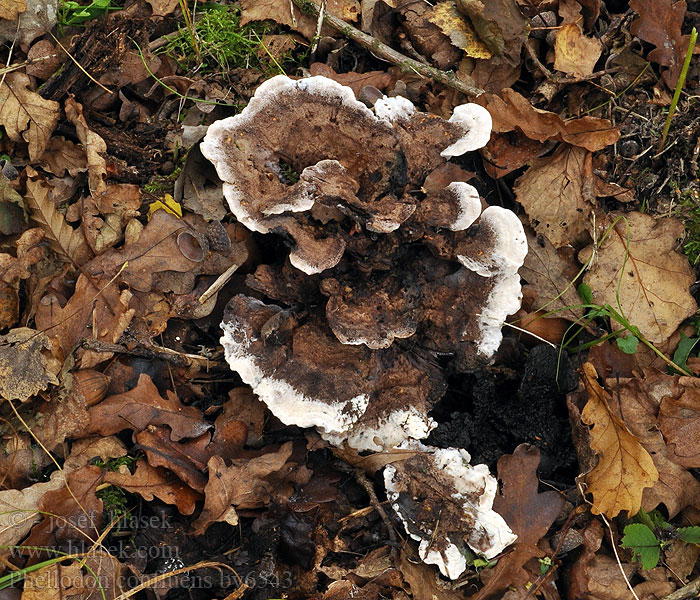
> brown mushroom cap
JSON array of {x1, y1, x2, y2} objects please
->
[{"x1": 209, "y1": 75, "x2": 527, "y2": 450}]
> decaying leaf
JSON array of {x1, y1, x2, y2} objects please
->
[
  {"x1": 87, "y1": 373, "x2": 210, "y2": 441},
  {"x1": 579, "y1": 212, "x2": 697, "y2": 344},
  {"x1": 309, "y1": 62, "x2": 393, "y2": 96},
  {"x1": 470, "y1": 444, "x2": 564, "y2": 599},
  {"x1": 241, "y1": 0, "x2": 360, "y2": 40},
  {"x1": 0, "y1": 72, "x2": 58, "y2": 161},
  {"x1": 65, "y1": 97, "x2": 107, "y2": 197},
  {"x1": 103, "y1": 460, "x2": 200, "y2": 515},
  {"x1": 514, "y1": 144, "x2": 594, "y2": 248},
  {"x1": 42, "y1": 136, "x2": 87, "y2": 177},
  {"x1": 477, "y1": 88, "x2": 620, "y2": 151},
  {"x1": 194, "y1": 441, "x2": 311, "y2": 533},
  {"x1": 427, "y1": 2, "x2": 491, "y2": 58},
  {"x1": 25, "y1": 167, "x2": 93, "y2": 266},
  {"x1": 456, "y1": 0, "x2": 528, "y2": 64},
  {"x1": 0, "y1": 0, "x2": 26, "y2": 21},
  {"x1": 629, "y1": 0, "x2": 689, "y2": 88},
  {"x1": 658, "y1": 378, "x2": 700, "y2": 468},
  {"x1": 580, "y1": 362, "x2": 658, "y2": 517},
  {"x1": 0, "y1": 327, "x2": 58, "y2": 402},
  {"x1": 554, "y1": 23, "x2": 603, "y2": 77},
  {"x1": 519, "y1": 222, "x2": 584, "y2": 321}
]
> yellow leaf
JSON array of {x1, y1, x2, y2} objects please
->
[
  {"x1": 554, "y1": 23, "x2": 603, "y2": 78},
  {"x1": 580, "y1": 362, "x2": 658, "y2": 518},
  {"x1": 0, "y1": 72, "x2": 59, "y2": 161},
  {"x1": 428, "y1": 2, "x2": 492, "y2": 59},
  {"x1": 148, "y1": 193, "x2": 182, "y2": 220}
]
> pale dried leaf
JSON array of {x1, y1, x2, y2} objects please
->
[
  {"x1": 520, "y1": 223, "x2": 584, "y2": 321},
  {"x1": 65, "y1": 97, "x2": 107, "y2": 196},
  {"x1": 0, "y1": 327, "x2": 58, "y2": 402},
  {"x1": 478, "y1": 88, "x2": 620, "y2": 151},
  {"x1": 514, "y1": 144, "x2": 594, "y2": 248},
  {"x1": 428, "y1": 2, "x2": 491, "y2": 58},
  {"x1": 580, "y1": 362, "x2": 658, "y2": 518},
  {"x1": 0, "y1": 72, "x2": 58, "y2": 161},
  {"x1": 554, "y1": 23, "x2": 602, "y2": 77},
  {"x1": 42, "y1": 136, "x2": 87, "y2": 177},
  {"x1": 578, "y1": 212, "x2": 697, "y2": 344},
  {"x1": 24, "y1": 167, "x2": 93, "y2": 266},
  {"x1": 0, "y1": 0, "x2": 26, "y2": 20}
]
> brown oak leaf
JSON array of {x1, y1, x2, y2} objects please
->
[
  {"x1": 87, "y1": 373, "x2": 210, "y2": 441},
  {"x1": 629, "y1": 0, "x2": 689, "y2": 88},
  {"x1": 578, "y1": 212, "x2": 697, "y2": 345},
  {"x1": 469, "y1": 444, "x2": 564, "y2": 599},
  {"x1": 580, "y1": 362, "x2": 658, "y2": 517},
  {"x1": 0, "y1": 72, "x2": 59, "y2": 161},
  {"x1": 514, "y1": 144, "x2": 594, "y2": 248}
]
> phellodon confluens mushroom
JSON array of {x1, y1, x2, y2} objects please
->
[{"x1": 201, "y1": 75, "x2": 526, "y2": 576}]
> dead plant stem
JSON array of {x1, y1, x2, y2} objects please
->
[{"x1": 290, "y1": 0, "x2": 484, "y2": 98}]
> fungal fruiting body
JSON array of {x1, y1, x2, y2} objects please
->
[{"x1": 204, "y1": 75, "x2": 525, "y2": 572}]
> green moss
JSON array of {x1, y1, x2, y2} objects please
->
[
  {"x1": 162, "y1": 5, "x2": 300, "y2": 76},
  {"x1": 675, "y1": 183, "x2": 700, "y2": 265}
]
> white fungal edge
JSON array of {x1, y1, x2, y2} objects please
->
[
  {"x1": 374, "y1": 95, "x2": 417, "y2": 122},
  {"x1": 383, "y1": 442, "x2": 517, "y2": 580},
  {"x1": 441, "y1": 103, "x2": 493, "y2": 157},
  {"x1": 340, "y1": 406, "x2": 437, "y2": 452},
  {"x1": 445, "y1": 182, "x2": 482, "y2": 231},
  {"x1": 201, "y1": 75, "x2": 383, "y2": 232},
  {"x1": 457, "y1": 207, "x2": 527, "y2": 358},
  {"x1": 220, "y1": 302, "x2": 370, "y2": 438}
]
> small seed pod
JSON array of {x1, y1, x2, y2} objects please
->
[
  {"x1": 73, "y1": 369, "x2": 110, "y2": 406},
  {"x1": 177, "y1": 230, "x2": 208, "y2": 262},
  {"x1": 206, "y1": 220, "x2": 231, "y2": 253}
]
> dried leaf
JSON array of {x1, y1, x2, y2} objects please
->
[
  {"x1": 427, "y1": 2, "x2": 491, "y2": 58},
  {"x1": 607, "y1": 371, "x2": 700, "y2": 517},
  {"x1": 629, "y1": 0, "x2": 689, "y2": 88},
  {"x1": 477, "y1": 88, "x2": 620, "y2": 151},
  {"x1": 0, "y1": 0, "x2": 26, "y2": 20},
  {"x1": 25, "y1": 167, "x2": 93, "y2": 266},
  {"x1": 580, "y1": 362, "x2": 658, "y2": 517},
  {"x1": 578, "y1": 212, "x2": 697, "y2": 344},
  {"x1": 470, "y1": 444, "x2": 564, "y2": 599},
  {"x1": 0, "y1": 72, "x2": 58, "y2": 161},
  {"x1": 42, "y1": 136, "x2": 87, "y2": 177},
  {"x1": 194, "y1": 442, "x2": 310, "y2": 533},
  {"x1": 658, "y1": 379, "x2": 700, "y2": 468},
  {"x1": 520, "y1": 222, "x2": 584, "y2": 321},
  {"x1": 87, "y1": 373, "x2": 210, "y2": 441},
  {"x1": 456, "y1": 0, "x2": 528, "y2": 63},
  {"x1": 103, "y1": 460, "x2": 200, "y2": 515},
  {"x1": 241, "y1": 0, "x2": 360, "y2": 40},
  {"x1": 65, "y1": 97, "x2": 107, "y2": 196},
  {"x1": 514, "y1": 144, "x2": 594, "y2": 248},
  {"x1": 0, "y1": 327, "x2": 58, "y2": 402},
  {"x1": 554, "y1": 23, "x2": 603, "y2": 77},
  {"x1": 309, "y1": 63, "x2": 393, "y2": 96}
]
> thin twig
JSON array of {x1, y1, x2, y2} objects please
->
[
  {"x1": 290, "y1": 0, "x2": 484, "y2": 98},
  {"x1": 80, "y1": 339, "x2": 223, "y2": 368},
  {"x1": 662, "y1": 575, "x2": 700, "y2": 600}
]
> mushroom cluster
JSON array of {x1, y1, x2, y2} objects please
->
[
  {"x1": 202, "y1": 75, "x2": 527, "y2": 452},
  {"x1": 202, "y1": 75, "x2": 525, "y2": 574}
]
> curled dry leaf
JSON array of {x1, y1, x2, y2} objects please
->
[
  {"x1": 580, "y1": 362, "x2": 658, "y2": 518},
  {"x1": 0, "y1": 327, "x2": 58, "y2": 402},
  {"x1": 427, "y1": 2, "x2": 491, "y2": 58},
  {"x1": 42, "y1": 136, "x2": 87, "y2": 177},
  {"x1": 514, "y1": 144, "x2": 595, "y2": 248},
  {"x1": 554, "y1": 23, "x2": 603, "y2": 77},
  {"x1": 87, "y1": 373, "x2": 210, "y2": 441},
  {"x1": 470, "y1": 444, "x2": 564, "y2": 599},
  {"x1": 25, "y1": 167, "x2": 93, "y2": 266},
  {"x1": 65, "y1": 97, "x2": 107, "y2": 197},
  {"x1": 629, "y1": 0, "x2": 689, "y2": 89},
  {"x1": 194, "y1": 441, "x2": 311, "y2": 534},
  {"x1": 578, "y1": 212, "x2": 697, "y2": 345},
  {"x1": 477, "y1": 88, "x2": 620, "y2": 152},
  {"x1": 103, "y1": 460, "x2": 200, "y2": 515},
  {"x1": 0, "y1": 72, "x2": 59, "y2": 161}
]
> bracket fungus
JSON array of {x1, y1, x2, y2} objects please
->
[
  {"x1": 203, "y1": 75, "x2": 524, "y2": 572},
  {"x1": 203, "y1": 75, "x2": 526, "y2": 451}
]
